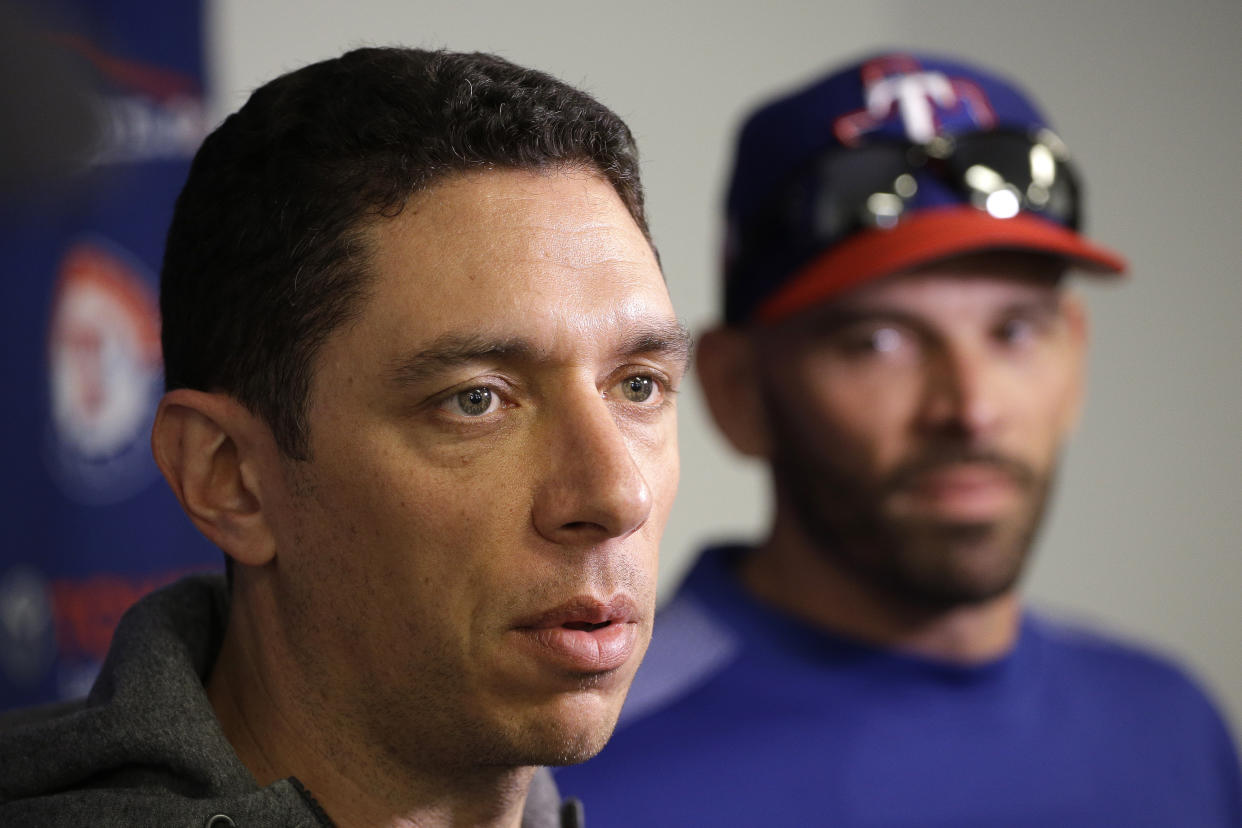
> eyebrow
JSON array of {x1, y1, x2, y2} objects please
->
[
  {"x1": 385, "y1": 319, "x2": 693, "y2": 387},
  {"x1": 617, "y1": 318, "x2": 694, "y2": 371}
]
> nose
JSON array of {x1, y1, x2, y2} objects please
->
[
  {"x1": 917, "y1": 342, "x2": 1004, "y2": 441},
  {"x1": 531, "y1": 388, "x2": 653, "y2": 546}
]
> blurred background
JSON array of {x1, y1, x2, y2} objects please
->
[{"x1": 2, "y1": 0, "x2": 1239, "y2": 738}]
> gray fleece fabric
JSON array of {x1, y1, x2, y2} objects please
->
[{"x1": 0, "y1": 575, "x2": 580, "y2": 828}]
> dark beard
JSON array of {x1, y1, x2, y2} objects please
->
[{"x1": 770, "y1": 429, "x2": 1055, "y2": 612}]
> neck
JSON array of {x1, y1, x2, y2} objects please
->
[
  {"x1": 739, "y1": 515, "x2": 1022, "y2": 664},
  {"x1": 207, "y1": 590, "x2": 534, "y2": 828}
]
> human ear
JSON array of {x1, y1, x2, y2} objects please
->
[
  {"x1": 150, "y1": 389, "x2": 277, "y2": 567},
  {"x1": 696, "y1": 326, "x2": 772, "y2": 459}
]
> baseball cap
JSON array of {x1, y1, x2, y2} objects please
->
[{"x1": 722, "y1": 52, "x2": 1126, "y2": 325}]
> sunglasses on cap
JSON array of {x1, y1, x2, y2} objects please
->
[{"x1": 738, "y1": 128, "x2": 1084, "y2": 260}]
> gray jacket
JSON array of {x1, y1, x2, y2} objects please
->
[{"x1": 0, "y1": 575, "x2": 582, "y2": 828}]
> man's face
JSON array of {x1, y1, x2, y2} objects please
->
[
  {"x1": 756, "y1": 253, "x2": 1085, "y2": 608},
  {"x1": 263, "y1": 168, "x2": 686, "y2": 769}
]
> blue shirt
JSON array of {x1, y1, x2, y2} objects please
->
[{"x1": 558, "y1": 546, "x2": 1242, "y2": 827}]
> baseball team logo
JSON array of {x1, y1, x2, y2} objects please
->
[
  {"x1": 45, "y1": 239, "x2": 163, "y2": 504},
  {"x1": 54, "y1": 32, "x2": 209, "y2": 166},
  {"x1": 834, "y1": 54, "x2": 997, "y2": 146}
]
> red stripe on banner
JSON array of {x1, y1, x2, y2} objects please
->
[{"x1": 52, "y1": 32, "x2": 199, "y2": 100}]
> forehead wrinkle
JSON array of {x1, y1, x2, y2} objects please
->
[
  {"x1": 552, "y1": 297, "x2": 689, "y2": 365},
  {"x1": 442, "y1": 169, "x2": 648, "y2": 270}
]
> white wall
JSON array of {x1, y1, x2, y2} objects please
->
[
  {"x1": 878, "y1": 0, "x2": 1242, "y2": 731},
  {"x1": 211, "y1": 0, "x2": 1242, "y2": 730}
]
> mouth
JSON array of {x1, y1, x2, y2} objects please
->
[
  {"x1": 512, "y1": 596, "x2": 641, "y2": 675},
  {"x1": 562, "y1": 620, "x2": 614, "y2": 632},
  {"x1": 896, "y1": 463, "x2": 1027, "y2": 520}
]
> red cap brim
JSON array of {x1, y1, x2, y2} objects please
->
[{"x1": 756, "y1": 206, "x2": 1128, "y2": 323}]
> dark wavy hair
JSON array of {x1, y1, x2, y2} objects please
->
[{"x1": 160, "y1": 47, "x2": 651, "y2": 459}]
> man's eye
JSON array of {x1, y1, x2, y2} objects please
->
[
  {"x1": 996, "y1": 316, "x2": 1038, "y2": 346},
  {"x1": 618, "y1": 375, "x2": 657, "y2": 403},
  {"x1": 868, "y1": 327, "x2": 904, "y2": 353},
  {"x1": 451, "y1": 387, "x2": 498, "y2": 417},
  {"x1": 838, "y1": 325, "x2": 906, "y2": 355}
]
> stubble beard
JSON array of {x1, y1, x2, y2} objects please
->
[
  {"x1": 771, "y1": 434, "x2": 1057, "y2": 612},
  {"x1": 469, "y1": 694, "x2": 624, "y2": 769},
  {"x1": 345, "y1": 649, "x2": 627, "y2": 782}
]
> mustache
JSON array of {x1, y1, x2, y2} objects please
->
[
  {"x1": 507, "y1": 555, "x2": 653, "y2": 619},
  {"x1": 884, "y1": 447, "x2": 1038, "y2": 493}
]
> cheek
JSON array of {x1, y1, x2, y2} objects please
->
[
  {"x1": 1013, "y1": 360, "x2": 1083, "y2": 451},
  {"x1": 794, "y1": 360, "x2": 920, "y2": 470},
  {"x1": 629, "y1": 425, "x2": 678, "y2": 571},
  {"x1": 648, "y1": 422, "x2": 681, "y2": 512},
  {"x1": 304, "y1": 433, "x2": 534, "y2": 598}
]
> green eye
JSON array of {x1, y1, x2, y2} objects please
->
[
  {"x1": 621, "y1": 376, "x2": 655, "y2": 403},
  {"x1": 455, "y1": 387, "x2": 494, "y2": 416}
]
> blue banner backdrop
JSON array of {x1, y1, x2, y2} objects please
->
[{"x1": 0, "y1": 0, "x2": 220, "y2": 709}]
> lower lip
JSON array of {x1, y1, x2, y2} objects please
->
[
  {"x1": 513, "y1": 622, "x2": 638, "y2": 674},
  {"x1": 902, "y1": 471, "x2": 1020, "y2": 519}
]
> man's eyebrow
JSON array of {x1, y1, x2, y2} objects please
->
[
  {"x1": 790, "y1": 307, "x2": 918, "y2": 333},
  {"x1": 385, "y1": 334, "x2": 540, "y2": 387},
  {"x1": 384, "y1": 319, "x2": 692, "y2": 387},
  {"x1": 618, "y1": 319, "x2": 694, "y2": 371},
  {"x1": 1011, "y1": 292, "x2": 1064, "y2": 314}
]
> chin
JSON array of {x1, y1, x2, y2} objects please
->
[
  {"x1": 541, "y1": 691, "x2": 627, "y2": 765},
  {"x1": 534, "y1": 726, "x2": 616, "y2": 767},
  {"x1": 477, "y1": 690, "x2": 625, "y2": 768},
  {"x1": 481, "y1": 717, "x2": 618, "y2": 769},
  {"x1": 866, "y1": 518, "x2": 1031, "y2": 609}
]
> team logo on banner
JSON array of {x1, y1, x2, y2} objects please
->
[
  {"x1": 53, "y1": 32, "x2": 209, "y2": 167},
  {"x1": 45, "y1": 239, "x2": 163, "y2": 504}
]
